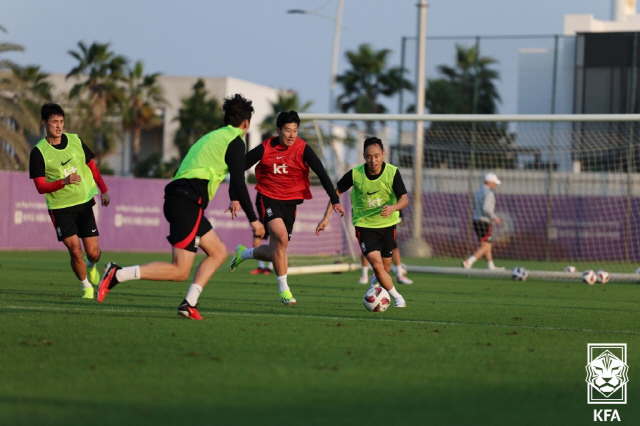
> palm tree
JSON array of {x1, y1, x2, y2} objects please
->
[
  {"x1": 336, "y1": 43, "x2": 412, "y2": 135},
  {"x1": 11, "y1": 64, "x2": 53, "y2": 126},
  {"x1": 0, "y1": 25, "x2": 38, "y2": 169},
  {"x1": 424, "y1": 44, "x2": 509, "y2": 169},
  {"x1": 121, "y1": 60, "x2": 166, "y2": 168},
  {"x1": 173, "y1": 79, "x2": 223, "y2": 159},
  {"x1": 66, "y1": 41, "x2": 127, "y2": 162},
  {"x1": 426, "y1": 44, "x2": 500, "y2": 115}
]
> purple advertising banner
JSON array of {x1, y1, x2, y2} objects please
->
[
  {"x1": 4, "y1": 171, "x2": 638, "y2": 261},
  {"x1": 1, "y1": 171, "x2": 348, "y2": 255}
]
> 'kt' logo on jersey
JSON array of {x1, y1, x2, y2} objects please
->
[
  {"x1": 368, "y1": 196, "x2": 383, "y2": 207},
  {"x1": 273, "y1": 163, "x2": 288, "y2": 174}
]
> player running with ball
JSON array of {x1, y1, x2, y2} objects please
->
[{"x1": 316, "y1": 137, "x2": 408, "y2": 308}]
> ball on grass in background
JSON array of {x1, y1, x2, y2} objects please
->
[
  {"x1": 363, "y1": 286, "x2": 391, "y2": 312},
  {"x1": 596, "y1": 269, "x2": 610, "y2": 284},
  {"x1": 511, "y1": 266, "x2": 528, "y2": 281},
  {"x1": 582, "y1": 270, "x2": 597, "y2": 285},
  {"x1": 564, "y1": 265, "x2": 577, "y2": 273}
]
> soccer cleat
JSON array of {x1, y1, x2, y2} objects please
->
[
  {"x1": 394, "y1": 296, "x2": 407, "y2": 308},
  {"x1": 279, "y1": 290, "x2": 297, "y2": 305},
  {"x1": 82, "y1": 286, "x2": 94, "y2": 299},
  {"x1": 97, "y1": 262, "x2": 121, "y2": 303},
  {"x1": 178, "y1": 300, "x2": 203, "y2": 320},
  {"x1": 229, "y1": 244, "x2": 247, "y2": 272},
  {"x1": 250, "y1": 267, "x2": 272, "y2": 275},
  {"x1": 462, "y1": 260, "x2": 471, "y2": 269},
  {"x1": 85, "y1": 256, "x2": 100, "y2": 286},
  {"x1": 397, "y1": 275, "x2": 413, "y2": 285},
  {"x1": 358, "y1": 276, "x2": 369, "y2": 285}
]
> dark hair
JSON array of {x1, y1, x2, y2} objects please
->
[
  {"x1": 41, "y1": 103, "x2": 65, "y2": 121},
  {"x1": 363, "y1": 137, "x2": 384, "y2": 152},
  {"x1": 223, "y1": 94, "x2": 254, "y2": 127},
  {"x1": 276, "y1": 110, "x2": 300, "y2": 129}
]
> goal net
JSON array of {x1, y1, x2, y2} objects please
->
[{"x1": 297, "y1": 113, "x2": 640, "y2": 282}]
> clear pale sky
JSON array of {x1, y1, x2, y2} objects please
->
[{"x1": 2, "y1": 0, "x2": 613, "y2": 114}]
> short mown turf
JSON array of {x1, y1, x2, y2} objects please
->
[{"x1": 1, "y1": 251, "x2": 638, "y2": 425}]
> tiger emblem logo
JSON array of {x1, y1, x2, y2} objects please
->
[{"x1": 585, "y1": 349, "x2": 629, "y2": 398}]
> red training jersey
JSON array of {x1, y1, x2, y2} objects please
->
[{"x1": 255, "y1": 136, "x2": 312, "y2": 200}]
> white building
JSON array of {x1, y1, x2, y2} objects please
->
[{"x1": 46, "y1": 73, "x2": 282, "y2": 175}]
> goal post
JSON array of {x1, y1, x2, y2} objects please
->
[{"x1": 299, "y1": 112, "x2": 640, "y2": 281}]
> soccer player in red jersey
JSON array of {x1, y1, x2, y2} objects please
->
[{"x1": 229, "y1": 110, "x2": 344, "y2": 305}]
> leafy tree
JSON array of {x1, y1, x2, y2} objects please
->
[
  {"x1": 0, "y1": 25, "x2": 38, "y2": 169},
  {"x1": 336, "y1": 43, "x2": 412, "y2": 135},
  {"x1": 121, "y1": 60, "x2": 166, "y2": 169},
  {"x1": 173, "y1": 79, "x2": 223, "y2": 159},
  {"x1": 66, "y1": 41, "x2": 127, "y2": 162}
]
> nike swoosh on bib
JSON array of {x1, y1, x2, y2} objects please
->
[
  {"x1": 61, "y1": 158, "x2": 72, "y2": 166},
  {"x1": 366, "y1": 190, "x2": 380, "y2": 195}
]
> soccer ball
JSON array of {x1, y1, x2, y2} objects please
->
[
  {"x1": 564, "y1": 265, "x2": 577, "y2": 273},
  {"x1": 363, "y1": 286, "x2": 391, "y2": 312},
  {"x1": 582, "y1": 270, "x2": 597, "y2": 285},
  {"x1": 511, "y1": 266, "x2": 528, "y2": 281},
  {"x1": 596, "y1": 269, "x2": 610, "y2": 284}
]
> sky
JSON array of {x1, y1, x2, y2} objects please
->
[{"x1": 2, "y1": 0, "x2": 615, "y2": 114}]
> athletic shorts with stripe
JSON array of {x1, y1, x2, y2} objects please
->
[
  {"x1": 255, "y1": 192, "x2": 297, "y2": 241},
  {"x1": 472, "y1": 219, "x2": 492, "y2": 243},
  {"x1": 48, "y1": 199, "x2": 99, "y2": 241},
  {"x1": 164, "y1": 193, "x2": 212, "y2": 253}
]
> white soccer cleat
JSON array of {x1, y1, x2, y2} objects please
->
[
  {"x1": 394, "y1": 296, "x2": 406, "y2": 308},
  {"x1": 462, "y1": 260, "x2": 471, "y2": 269},
  {"x1": 358, "y1": 276, "x2": 369, "y2": 285}
]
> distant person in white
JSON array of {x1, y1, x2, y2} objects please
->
[{"x1": 462, "y1": 173, "x2": 503, "y2": 271}]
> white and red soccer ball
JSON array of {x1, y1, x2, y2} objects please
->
[
  {"x1": 363, "y1": 286, "x2": 391, "y2": 312},
  {"x1": 582, "y1": 270, "x2": 597, "y2": 285},
  {"x1": 511, "y1": 266, "x2": 528, "y2": 281},
  {"x1": 564, "y1": 265, "x2": 577, "y2": 273},
  {"x1": 596, "y1": 269, "x2": 610, "y2": 284}
]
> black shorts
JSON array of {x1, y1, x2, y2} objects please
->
[
  {"x1": 48, "y1": 199, "x2": 98, "y2": 241},
  {"x1": 253, "y1": 193, "x2": 269, "y2": 240},
  {"x1": 164, "y1": 193, "x2": 212, "y2": 253},
  {"x1": 473, "y1": 219, "x2": 492, "y2": 242},
  {"x1": 255, "y1": 193, "x2": 297, "y2": 241},
  {"x1": 355, "y1": 226, "x2": 396, "y2": 258}
]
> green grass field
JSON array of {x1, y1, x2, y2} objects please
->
[{"x1": 1, "y1": 250, "x2": 638, "y2": 425}]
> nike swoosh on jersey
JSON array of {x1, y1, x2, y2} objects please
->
[
  {"x1": 276, "y1": 156, "x2": 284, "y2": 159},
  {"x1": 61, "y1": 158, "x2": 72, "y2": 166},
  {"x1": 366, "y1": 190, "x2": 380, "y2": 195}
]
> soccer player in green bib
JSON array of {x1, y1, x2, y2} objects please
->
[
  {"x1": 316, "y1": 137, "x2": 408, "y2": 308},
  {"x1": 29, "y1": 103, "x2": 111, "y2": 299},
  {"x1": 97, "y1": 94, "x2": 264, "y2": 320}
]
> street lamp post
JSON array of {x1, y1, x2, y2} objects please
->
[{"x1": 287, "y1": 0, "x2": 344, "y2": 113}]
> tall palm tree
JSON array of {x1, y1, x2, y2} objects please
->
[
  {"x1": 121, "y1": 60, "x2": 166, "y2": 167},
  {"x1": 0, "y1": 25, "x2": 37, "y2": 169},
  {"x1": 173, "y1": 79, "x2": 223, "y2": 159},
  {"x1": 426, "y1": 44, "x2": 500, "y2": 115},
  {"x1": 424, "y1": 44, "x2": 508, "y2": 169},
  {"x1": 336, "y1": 43, "x2": 412, "y2": 135},
  {"x1": 66, "y1": 41, "x2": 127, "y2": 161},
  {"x1": 11, "y1": 64, "x2": 53, "y2": 127}
]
